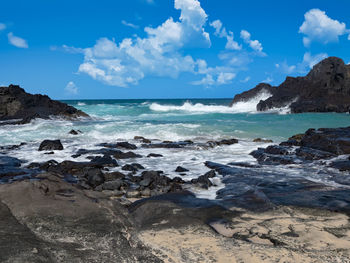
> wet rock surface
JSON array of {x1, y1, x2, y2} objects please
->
[
  {"x1": 0, "y1": 127, "x2": 350, "y2": 261},
  {"x1": 38, "y1": 140, "x2": 64, "y2": 151}
]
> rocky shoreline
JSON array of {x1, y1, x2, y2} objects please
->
[
  {"x1": 0, "y1": 125, "x2": 350, "y2": 262},
  {"x1": 0, "y1": 85, "x2": 88, "y2": 125},
  {"x1": 231, "y1": 57, "x2": 350, "y2": 113}
]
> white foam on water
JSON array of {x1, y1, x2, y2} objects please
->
[
  {"x1": 77, "y1": 102, "x2": 86, "y2": 106},
  {"x1": 230, "y1": 90, "x2": 273, "y2": 113},
  {"x1": 149, "y1": 90, "x2": 274, "y2": 114}
]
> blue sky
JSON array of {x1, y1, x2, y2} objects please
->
[{"x1": 0, "y1": 0, "x2": 350, "y2": 99}]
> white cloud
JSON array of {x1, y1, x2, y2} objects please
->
[
  {"x1": 7, "y1": 32, "x2": 28, "y2": 48},
  {"x1": 191, "y1": 65, "x2": 236, "y2": 86},
  {"x1": 299, "y1": 9, "x2": 349, "y2": 47},
  {"x1": 67, "y1": 0, "x2": 267, "y2": 88},
  {"x1": 301, "y1": 52, "x2": 328, "y2": 69},
  {"x1": 275, "y1": 62, "x2": 296, "y2": 74},
  {"x1": 240, "y1": 30, "x2": 265, "y2": 55},
  {"x1": 122, "y1": 20, "x2": 139, "y2": 29},
  {"x1": 240, "y1": 76, "x2": 251, "y2": 83},
  {"x1": 275, "y1": 52, "x2": 328, "y2": 76},
  {"x1": 65, "y1": 81, "x2": 78, "y2": 95},
  {"x1": 210, "y1": 19, "x2": 241, "y2": 50},
  {"x1": 145, "y1": 0, "x2": 155, "y2": 4},
  {"x1": 0, "y1": 23, "x2": 6, "y2": 31},
  {"x1": 77, "y1": 0, "x2": 215, "y2": 87}
]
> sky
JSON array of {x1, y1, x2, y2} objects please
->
[{"x1": 0, "y1": 0, "x2": 350, "y2": 100}]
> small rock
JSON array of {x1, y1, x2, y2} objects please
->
[
  {"x1": 38, "y1": 140, "x2": 63, "y2": 151},
  {"x1": 101, "y1": 179, "x2": 124, "y2": 191},
  {"x1": 134, "y1": 136, "x2": 151, "y2": 143},
  {"x1": 113, "y1": 151, "x2": 142, "y2": 159},
  {"x1": 175, "y1": 166, "x2": 189, "y2": 173},
  {"x1": 139, "y1": 178, "x2": 152, "y2": 187},
  {"x1": 69, "y1": 129, "x2": 82, "y2": 135},
  {"x1": 147, "y1": 153, "x2": 163, "y2": 158},
  {"x1": 104, "y1": 171, "x2": 125, "y2": 181}
]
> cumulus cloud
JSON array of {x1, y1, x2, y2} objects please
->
[
  {"x1": 240, "y1": 30, "x2": 265, "y2": 55},
  {"x1": 77, "y1": 0, "x2": 215, "y2": 87},
  {"x1": 65, "y1": 0, "x2": 267, "y2": 88},
  {"x1": 0, "y1": 23, "x2": 6, "y2": 31},
  {"x1": 7, "y1": 32, "x2": 28, "y2": 48},
  {"x1": 299, "y1": 9, "x2": 350, "y2": 47},
  {"x1": 210, "y1": 19, "x2": 241, "y2": 50},
  {"x1": 122, "y1": 20, "x2": 139, "y2": 29},
  {"x1": 65, "y1": 81, "x2": 79, "y2": 95}
]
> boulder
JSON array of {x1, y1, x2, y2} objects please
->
[
  {"x1": 175, "y1": 166, "x2": 189, "y2": 173},
  {"x1": 38, "y1": 140, "x2": 63, "y2": 151}
]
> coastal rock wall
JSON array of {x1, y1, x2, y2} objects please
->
[
  {"x1": 231, "y1": 57, "x2": 350, "y2": 113},
  {"x1": 0, "y1": 85, "x2": 88, "y2": 125}
]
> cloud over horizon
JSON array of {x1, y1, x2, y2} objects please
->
[{"x1": 68, "y1": 0, "x2": 268, "y2": 88}]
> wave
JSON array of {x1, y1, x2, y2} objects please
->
[
  {"x1": 149, "y1": 91, "x2": 275, "y2": 114},
  {"x1": 77, "y1": 102, "x2": 86, "y2": 106}
]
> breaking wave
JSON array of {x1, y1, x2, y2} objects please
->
[{"x1": 149, "y1": 90, "x2": 274, "y2": 114}]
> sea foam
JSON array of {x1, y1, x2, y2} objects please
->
[{"x1": 149, "y1": 90, "x2": 274, "y2": 114}]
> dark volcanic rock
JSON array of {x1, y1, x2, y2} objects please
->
[
  {"x1": 230, "y1": 83, "x2": 275, "y2": 107},
  {"x1": 99, "y1": 142, "x2": 137, "y2": 150},
  {"x1": 300, "y1": 127, "x2": 350, "y2": 155},
  {"x1": 253, "y1": 138, "x2": 273, "y2": 143},
  {"x1": 0, "y1": 85, "x2": 88, "y2": 125},
  {"x1": 231, "y1": 57, "x2": 350, "y2": 113},
  {"x1": 250, "y1": 148, "x2": 297, "y2": 165},
  {"x1": 89, "y1": 155, "x2": 119, "y2": 167},
  {"x1": 86, "y1": 168, "x2": 105, "y2": 188},
  {"x1": 296, "y1": 147, "x2": 336, "y2": 160},
  {"x1": 175, "y1": 166, "x2": 189, "y2": 173},
  {"x1": 113, "y1": 151, "x2": 142, "y2": 159},
  {"x1": 147, "y1": 153, "x2": 163, "y2": 158},
  {"x1": 38, "y1": 140, "x2": 64, "y2": 151},
  {"x1": 69, "y1": 129, "x2": 82, "y2": 135},
  {"x1": 207, "y1": 138, "x2": 239, "y2": 147},
  {"x1": 330, "y1": 161, "x2": 350, "y2": 171},
  {"x1": 191, "y1": 171, "x2": 215, "y2": 189},
  {"x1": 134, "y1": 136, "x2": 151, "y2": 143}
]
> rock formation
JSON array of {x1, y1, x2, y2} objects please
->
[
  {"x1": 0, "y1": 84, "x2": 88, "y2": 125},
  {"x1": 231, "y1": 57, "x2": 350, "y2": 113}
]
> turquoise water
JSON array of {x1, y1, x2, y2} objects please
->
[
  {"x1": 63, "y1": 99, "x2": 350, "y2": 142},
  {"x1": 0, "y1": 98, "x2": 349, "y2": 199}
]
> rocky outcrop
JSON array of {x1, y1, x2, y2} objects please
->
[
  {"x1": 0, "y1": 84, "x2": 88, "y2": 125},
  {"x1": 231, "y1": 57, "x2": 350, "y2": 113}
]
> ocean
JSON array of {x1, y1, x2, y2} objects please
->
[{"x1": 1, "y1": 98, "x2": 350, "y2": 199}]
